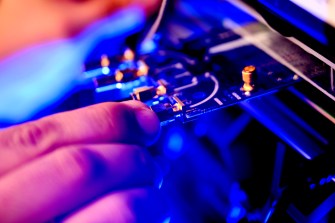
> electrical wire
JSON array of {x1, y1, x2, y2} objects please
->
[{"x1": 142, "y1": 0, "x2": 168, "y2": 43}]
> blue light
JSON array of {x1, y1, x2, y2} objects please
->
[
  {"x1": 156, "y1": 178, "x2": 164, "y2": 190},
  {"x1": 164, "y1": 129, "x2": 185, "y2": 159},
  {"x1": 119, "y1": 63, "x2": 128, "y2": 70},
  {"x1": 194, "y1": 120, "x2": 208, "y2": 136},
  {"x1": 162, "y1": 217, "x2": 171, "y2": 223},
  {"x1": 229, "y1": 207, "x2": 241, "y2": 218},
  {"x1": 133, "y1": 80, "x2": 141, "y2": 86},
  {"x1": 96, "y1": 84, "x2": 117, "y2": 93},
  {"x1": 167, "y1": 132, "x2": 183, "y2": 153},
  {"x1": 264, "y1": 209, "x2": 274, "y2": 223},
  {"x1": 227, "y1": 206, "x2": 246, "y2": 223},
  {"x1": 226, "y1": 183, "x2": 247, "y2": 223},
  {"x1": 229, "y1": 183, "x2": 247, "y2": 205},
  {"x1": 116, "y1": 83, "x2": 123, "y2": 89},
  {"x1": 101, "y1": 67, "x2": 110, "y2": 75},
  {"x1": 84, "y1": 68, "x2": 102, "y2": 78},
  {"x1": 139, "y1": 39, "x2": 157, "y2": 54}
]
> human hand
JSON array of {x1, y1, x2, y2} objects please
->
[
  {"x1": 0, "y1": 0, "x2": 161, "y2": 124},
  {"x1": 0, "y1": 100, "x2": 167, "y2": 223}
]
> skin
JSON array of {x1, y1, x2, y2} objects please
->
[
  {"x1": 0, "y1": 0, "x2": 168, "y2": 222},
  {"x1": 0, "y1": 0, "x2": 160, "y2": 59},
  {"x1": 0, "y1": 101, "x2": 165, "y2": 223}
]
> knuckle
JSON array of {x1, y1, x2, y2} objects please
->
[
  {"x1": 5, "y1": 120, "x2": 58, "y2": 149},
  {"x1": 17, "y1": 123, "x2": 43, "y2": 147}
]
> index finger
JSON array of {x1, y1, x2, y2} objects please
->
[{"x1": 0, "y1": 100, "x2": 160, "y2": 175}]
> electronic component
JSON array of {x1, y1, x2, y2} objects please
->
[
  {"x1": 81, "y1": 4, "x2": 334, "y2": 127},
  {"x1": 241, "y1": 65, "x2": 257, "y2": 95},
  {"x1": 151, "y1": 103, "x2": 176, "y2": 124},
  {"x1": 82, "y1": 21, "x2": 326, "y2": 125},
  {"x1": 132, "y1": 86, "x2": 156, "y2": 101}
]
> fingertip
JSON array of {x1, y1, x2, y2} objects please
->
[{"x1": 122, "y1": 100, "x2": 161, "y2": 145}]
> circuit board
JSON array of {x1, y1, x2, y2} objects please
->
[{"x1": 82, "y1": 21, "x2": 328, "y2": 126}]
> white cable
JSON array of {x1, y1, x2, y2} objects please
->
[{"x1": 142, "y1": 0, "x2": 168, "y2": 43}]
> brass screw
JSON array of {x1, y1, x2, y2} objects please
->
[{"x1": 241, "y1": 65, "x2": 256, "y2": 92}]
